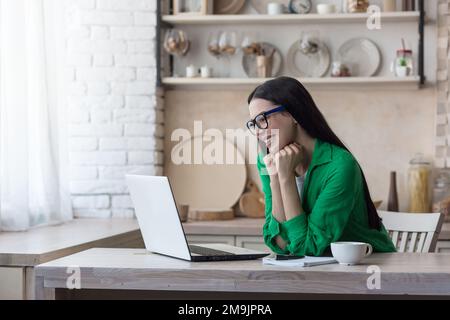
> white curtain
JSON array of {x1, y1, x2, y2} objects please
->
[{"x1": 0, "y1": 0, "x2": 72, "y2": 231}]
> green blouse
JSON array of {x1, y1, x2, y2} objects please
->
[{"x1": 257, "y1": 139, "x2": 396, "y2": 256}]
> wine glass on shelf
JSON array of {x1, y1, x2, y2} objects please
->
[
  {"x1": 164, "y1": 29, "x2": 190, "y2": 57},
  {"x1": 164, "y1": 29, "x2": 177, "y2": 55},
  {"x1": 219, "y1": 31, "x2": 239, "y2": 78},
  {"x1": 177, "y1": 29, "x2": 190, "y2": 56},
  {"x1": 299, "y1": 30, "x2": 320, "y2": 55},
  {"x1": 208, "y1": 31, "x2": 232, "y2": 77},
  {"x1": 207, "y1": 31, "x2": 221, "y2": 58},
  {"x1": 241, "y1": 31, "x2": 260, "y2": 56},
  {"x1": 219, "y1": 31, "x2": 238, "y2": 57}
]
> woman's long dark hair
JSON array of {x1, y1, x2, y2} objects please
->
[{"x1": 248, "y1": 77, "x2": 382, "y2": 230}]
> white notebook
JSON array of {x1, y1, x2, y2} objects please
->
[{"x1": 262, "y1": 255, "x2": 337, "y2": 267}]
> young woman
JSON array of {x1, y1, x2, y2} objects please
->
[{"x1": 247, "y1": 77, "x2": 396, "y2": 256}]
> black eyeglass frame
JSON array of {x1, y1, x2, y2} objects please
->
[{"x1": 246, "y1": 105, "x2": 286, "y2": 134}]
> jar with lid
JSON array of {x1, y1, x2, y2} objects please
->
[
  {"x1": 392, "y1": 49, "x2": 414, "y2": 77},
  {"x1": 408, "y1": 153, "x2": 432, "y2": 213},
  {"x1": 432, "y1": 171, "x2": 450, "y2": 220},
  {"x1": 433, "y1": 172, "x2": 450, "y2": 205}
]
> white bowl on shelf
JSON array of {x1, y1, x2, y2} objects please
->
[{"x1": 317, "y1": 4, "x2": 336, "y2": 14}]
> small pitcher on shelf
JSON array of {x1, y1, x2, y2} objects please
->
[
  {"x1": 256, "y1": 56, "x2": 273, "y2": 78},
  {"x1": 256, "y1": 47, "x2": 275, "y2": 78}
]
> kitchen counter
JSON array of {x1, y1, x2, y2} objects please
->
[
  {"x1": 182, "y1": 218, "x2": 450, "y2": 253},
  {"x1": 0, "y1": 219, "x2": 142, "y2": 299},
  {"x1": 35, "y1": 248, "x2": 450, "y2": 299},
  {"x1": 182, "y1": 218, "x2": 264, "y2": 236},
  {"x1": 0, "y1": 219, "x2": 142, "y2": 266},
  {"x1": 183, "y1": 218, "x2": 450, "y2": 238}
]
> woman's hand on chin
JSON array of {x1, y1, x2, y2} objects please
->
[
  {"x1": 274, "y1": 143, "x2": 304, "y2": 180},
  {"x1": 263, "y1": 154, "x2": 278, "y2": 177}
]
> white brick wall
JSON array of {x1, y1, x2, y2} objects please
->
[
  {"x1": 66, "y1": 0, "x2": 163, "y2": 218},
  {"x1": 437, "y1": 0, "x2": 450, "y2": 168}
]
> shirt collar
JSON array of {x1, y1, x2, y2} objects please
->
[{"x1": 309, "y1": 139, "x2": 333, "y2": 170}]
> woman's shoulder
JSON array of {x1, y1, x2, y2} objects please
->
[
  {"x1": 328, "y1": 142, "x2": 357, "y2": 165},
  {"x1": 326, "y1": 143, "x2": 360, "y2": 178}
]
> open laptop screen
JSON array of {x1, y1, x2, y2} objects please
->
[{"x1": 126, "y1": 175, "x2": 192, "y2": 261}]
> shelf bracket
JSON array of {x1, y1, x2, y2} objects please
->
[
  {"x1": 156, "y1": 0, "x2": 163, "y2": 87},
  {"x1": 418, "y1": 0, "x2": 425, "y2": 86},
  {"x1": 156, "y1": 1, "x2": 174, "y2": 87}
]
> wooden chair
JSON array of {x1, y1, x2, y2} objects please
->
[{"x1": 378, "y1": 211, "x2": 444, "y2": 253}]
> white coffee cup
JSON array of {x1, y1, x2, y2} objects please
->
[
  {"x1": 331, "y1": 242, "x2": 373, "y2": 266},
  {"x1": 317, "y1": 3, "x2": 336, "y2": 14},
  {"x1": 200, "y1": 65, "x2": 211, "y2": 78},
  {"x1": 267, "y1": 2, "x2": 284, "y2": 15},
  {"x1": 186, "y1": 64, "x2": 197, "y2": 78}
]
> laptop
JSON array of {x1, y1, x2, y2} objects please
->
[{"x1": 126, "y1": 175, "x2": 270, "y2": 262}]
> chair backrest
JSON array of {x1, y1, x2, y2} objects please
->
[{"x1": 378, "y1": 211, "x2": 444, "y2": 253}]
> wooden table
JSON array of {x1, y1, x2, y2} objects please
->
[
  {"x1": 0, "y1": 219, "x2": 142, "y2": 299},
  {"x1": 35, "y1": 248, "x2": 450, "y2": 300}
]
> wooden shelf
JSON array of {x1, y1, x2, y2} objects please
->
[
  {"x1": 162, "y1": 12, "x2": 420, "y2": 25},
  {"x1": 162, "y1": 76, "x2": 421, "y2": 90}
]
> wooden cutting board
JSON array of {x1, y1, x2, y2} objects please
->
[
  {"x1": 239, "y1": 180, "x2": 265, "y2": 218},
  {"x1": 166, "y1": 135, "x2": 247, "y2": 211},
  {"x1": 189, "y1": 209, "x2": 235, "y2": 221},
  {"x1": 214, "y1": 0, "x2": 246, "y2": 14}
]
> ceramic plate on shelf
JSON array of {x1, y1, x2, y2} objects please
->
[
  {"x1": 286, "y1": 39, "x2": 331, "y2": 77},
  {"x1": 250, "y1": 0, "x2": 290, "y2": 13},
  {"x1": 165, "y1": 135, "x2": 247, "y2": 211},
  {"x1": 242, "y1": 42, "x2": 283, "y2": 78},
  {"x1": 214, "y1": 0, "x2": 246, "y2": 14},
  {"x1": 337, "y1": 38, "x2": 381, "y2": 77}
]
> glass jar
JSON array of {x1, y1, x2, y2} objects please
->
[
  {"x1": 408, "y1": 153, "x2": 432, "y2": 213},
  {"x1": 433, "y1": 172, "x2": 450, "y2": 205},
  {"x1": 347, "y1": 0, "x2": 370, "y2": 13},
  {"x1": 432, "y1": 172, "x2": 450, "y2": 218},
  {"x1": 392, "y1": 49, "x2": 414, "y2": 77}
]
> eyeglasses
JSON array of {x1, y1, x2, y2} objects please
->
[{"x1": 246, "y1": 106, "x2": 286, "y2": 135}]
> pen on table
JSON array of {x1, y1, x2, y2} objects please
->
[{"x1": 275, "y1": 254, "x2": 304, "y2": 260}]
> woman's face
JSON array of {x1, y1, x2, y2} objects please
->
[{"x1": 248, "y1": 98, "x2": 297, "y2": 153}]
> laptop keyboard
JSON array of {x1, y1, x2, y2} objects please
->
[{"x1": 189, "y1": 245, "x2": 235, "y2": 256}]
